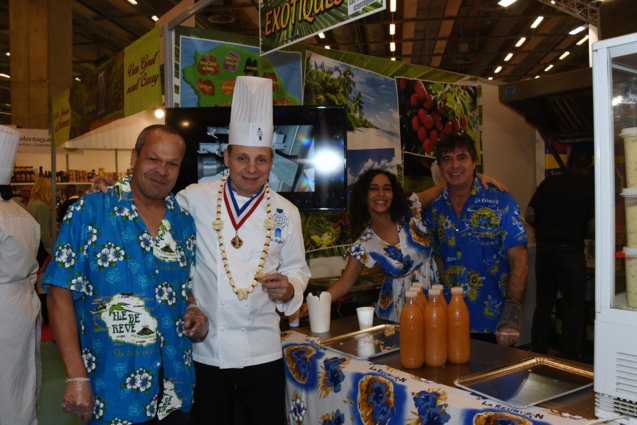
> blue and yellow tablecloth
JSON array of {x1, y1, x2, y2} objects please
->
[{"x1": 282, "y1": 330, "x2": 591, "y2": 425}]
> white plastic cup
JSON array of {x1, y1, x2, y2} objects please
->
[
  {"x1": 621, "y1": 188, "x2": 637, "y2": 247},
  {"x1": 624, "y1": 247, "x2": 637, "y2": 308},
  {"x1": 356, "y1": 306, "x2": 375, "y2": 330},
  {"x1": 622, "y1": 127, "x2": 637, "y2": 187}
]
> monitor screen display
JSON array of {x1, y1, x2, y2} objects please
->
[{"x1": 167, "y1": 105, "x2": 347, "y2": 211}]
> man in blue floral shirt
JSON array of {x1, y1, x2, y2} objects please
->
[
  {"x1": 425, "y1": 133, "x2": 528, "y2": 346},
  {"x1": 44, "y1": 125, "x2": 209, "y2": 425}
]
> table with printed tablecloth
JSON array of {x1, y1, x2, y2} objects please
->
[{"x1": 282, "y1": 317, "x2": 595, "y2": 425}]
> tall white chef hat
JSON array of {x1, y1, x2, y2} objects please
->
[
  {"x1": 0, "y1": 125, "x2": 21, "y2": 185},
  {"x1": 228, "y1": 76, "x2": 274, "y2": 147}
]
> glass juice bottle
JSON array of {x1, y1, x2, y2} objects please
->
[
  {"x1": 447, "y1": 287, "x2": 470, "y2": 364},
  {"x1": 399, "y1": 291, "x2": 425, "y2": 369},
  {"x1": 424, "y1": 288, "x2": 447, "y2": 367}
]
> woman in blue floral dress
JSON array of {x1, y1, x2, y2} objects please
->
[{"x1": 301, "y1": 169, "x2": 504, "y2": 323}]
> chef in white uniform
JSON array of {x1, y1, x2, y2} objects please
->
[
  {"x1": 177, "y1": 76, "x2": 310, "y2": 424},
  {"x1": 0, "y1": 125, "x2": 41, "y2": 425}
]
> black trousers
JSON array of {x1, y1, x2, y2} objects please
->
[
  {"x1": 142, "y1": 410, "x2": 189, "y2": 424},
  {"x1": 531, "y1": 243, "x2": 587, "y2": 360},
  {"x1": 188, "y1": 359, "x2": 285, "y2": 425}
]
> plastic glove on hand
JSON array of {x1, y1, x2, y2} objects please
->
[
  {"x1": 62, "y1": 379, "x2": 95, "y2": 423},
  {"x1": 496, "y1": 299, "x2": 521, "y2": 347}
]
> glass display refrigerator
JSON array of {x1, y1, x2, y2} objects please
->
[{"x1": 593, "y1": 32, "x2": 637, "y2": 423}]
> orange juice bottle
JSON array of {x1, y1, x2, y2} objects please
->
[
  {"x1": 431, "y1": 284, "x2": 448, "y2": 309},
  {"x1": 411, "y1": 282, "x2": 428, "y2": 311},
  {"x1": 410, "y1": 283, "x2": 428, "y2": 351},
  {"x1": 424, "y1": 288, "x2": 447, "y2": 367},
  {"x1": 447, "y1": 287, "x2": 470, "y2": 364},
  {"x1": 400, "y1": 291, "x2": 425, "y2": 369}
]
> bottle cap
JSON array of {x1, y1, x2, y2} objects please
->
[
  {"x1": 429, "y1": 289, "x2": 440, "y2": 296},
  {"x1": 405, "y1": 291, "x2": 417, "y2": 298},
  {"x1": 451, "y1": 287, "x2": 464, "y2": 294}
]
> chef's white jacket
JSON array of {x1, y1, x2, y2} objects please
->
[
  {"x1": 0, "y1": 199, "x2": 41, "y2": 425},
  {"x1": 177, "y1": 180, "x2": 310, "y2": 368}
]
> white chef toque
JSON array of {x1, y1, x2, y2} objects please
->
[
  {"x1": 228, "y1": 76, "x2": 274, "y2": 147},
  {"x1": 0, "y1": 125, "x2": 21, "y2": 185}
]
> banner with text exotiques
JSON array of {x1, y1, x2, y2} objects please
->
[{"x1": 260, "y1": 0, "x2": 386, "y2": 54}]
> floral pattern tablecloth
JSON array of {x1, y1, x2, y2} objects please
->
[{"x1": 282, "y1": 330, "x2": 592, "y2": 425}]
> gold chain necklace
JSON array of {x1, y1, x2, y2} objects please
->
[{"x1": 212, "y1": 176, "x2": 276, "y2": 301}]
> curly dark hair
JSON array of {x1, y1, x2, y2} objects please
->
[{"x1": 348, "y1": 169, "x2": 411, "y2": 238}]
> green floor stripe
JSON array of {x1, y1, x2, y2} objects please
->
[{"x1": 38, "y1": 342, "x2": 81, "y2": 425}]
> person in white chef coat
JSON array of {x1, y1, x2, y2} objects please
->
[
  {"x1": 177, "y1": 76, "x2": 311, "y2": 425},
  {"x1": 0, "y1": 125, "x2": 41, "y2": 425}
]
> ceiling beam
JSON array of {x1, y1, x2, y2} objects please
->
[{"x1": 534, "y1": 0, "x2": 599, "y2": 25}]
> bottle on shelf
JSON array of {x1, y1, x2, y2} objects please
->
[
  {"x1": 447, "y1": 287, "x2": 470, "y2": 364},
  {"x1": 399, "y1": 291, "x2": 425, "y2": 369},
  {"x1": 424, "y1": 288, "x2": 447, "y2": 367}
]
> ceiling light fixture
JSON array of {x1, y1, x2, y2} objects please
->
[
  {"x1": 544, "y1": 64, "x2": 554, "y2": 72},
  {"x1": 127, "y1": 0, "x2": 137, "y2": 4},
  {"x1": 577, "y1": 35, "x2": 589, "y2": 46},
  {"x1": 391, "y1": 57, "x2": 396, "y2": 61},
  {"x1": 535, "y1": 75, "x2": 540, "y2": 79},
  {"x1": 498, "y1": 0, "x2": 517, "y2": 7},
  {"x1": 0, "y1": 73, "x2": 10, "y2": 79},
  {"x1": 515, "y1": 37, "x2": 526, "y2": 47},
  {"x1": 569, "y1": 26, "x2": 586, "y2": 35},
  {"x1": 504, "y1": 53, "x2": 513, "y2": 61},
  {"x1": 325, "y1": 46, "x2": 330, "y2": 50},
  {"x1": 389, "y1": 24, "x2": 395, "y2": 36},
  {"x1": 531, "y1": 16, "x2": 544, "y2": 29},
  {"x1": 151, "y1": 15, "x2": 159, "y2": 22},
  {"x1": 390, "y1": 42, "x2": 396, "y2": 52},
  {"x1": 5, "y1": 52, "x2": 9, "y2": 57},
  {"x1": 559, "y1": 51, "x2": 570, "y2": 60},
  {"x1": 75, "y1": 77, "x2": 81, "y2": 81},
  {"x1": 494, "y1": 66, "x2": 502, "y2": 74},
  {"x1": 488, "y1": 77, "x2": 494, "y2": 81},
  {"x1": 390, "y1": 0, "x2": 396, "y2": 12},
  {"x1": 154, "y1": 108, "x2": 165, "y2": 119},
  {"x1": 318, "y1": 32, "x2": 325, "y2": 39}
]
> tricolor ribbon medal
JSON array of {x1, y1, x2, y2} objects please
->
[{"x1": 224, "y1": 177, "x2": 266, "y2": 249}]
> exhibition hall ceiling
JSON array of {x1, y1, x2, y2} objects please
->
[{"x1": 0, "y1": 0, "x2": 599, "y2": 125}]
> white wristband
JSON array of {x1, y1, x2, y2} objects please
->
[{"x1": 65, "y1": 377, "x2": 90, "y2": 383}]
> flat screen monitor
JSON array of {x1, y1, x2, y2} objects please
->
[{"x1": 167, "y1": 105, "x2": 347, "y2": 211}]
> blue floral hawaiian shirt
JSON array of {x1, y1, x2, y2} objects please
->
[
  {"x1": 349, "y1": 194, "x2": 438, "y2": 322},
  {"x1": 424, "y1": 178, "x2": 527, "y2": 333},
  {"x1": 42, "y1": 175, "x2": 197, "y2": 424}
]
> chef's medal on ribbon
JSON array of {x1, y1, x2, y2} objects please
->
[{"x1": 224, "y1": 177, "x2": 266, "y2": 249}]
